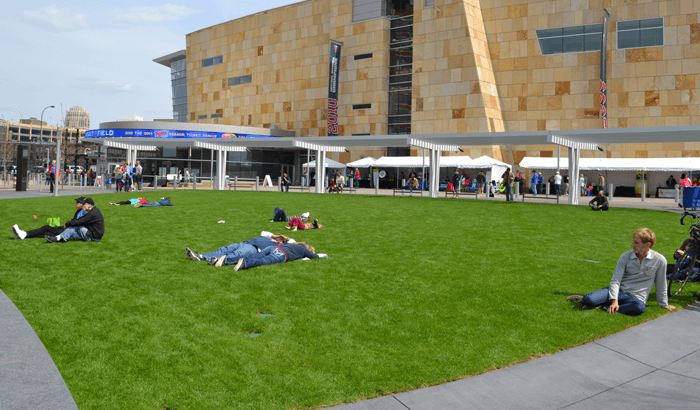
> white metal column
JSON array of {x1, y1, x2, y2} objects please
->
[
  {"x1": 429, "y1": 148, "x2": 441, "y2": 198},
  {"x1": 315, "y1": 150, "x2": 326, "y2": 194}
]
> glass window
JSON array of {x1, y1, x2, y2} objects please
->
[
  {"x1": 536, "y1": 23, "x2": 603, "y2": 55},
  {"x1": 198, "y1": 115, "x2": 207, "y2": 120},
  {"x1": 228, "y1": 74, "x2": 252, "y2": 86},
  {"x1": 210, "y1": 113, "x2": 221, "y2": 118},
  {"x1": 202, "y1": 55, "x2": 223, "y2": 68},
  {"x1": 617, "y1": 18, "x2": 664, "y2": 49}
]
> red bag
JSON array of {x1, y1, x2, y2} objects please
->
[{"x1": 447, "y1": 182, "x2": 454, "y2": 191}]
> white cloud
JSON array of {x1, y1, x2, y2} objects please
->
[
  {"x1": 75, "y1": 80, "x2": 134, "y2": 94},
  {"x1": 110, "y1": 3, "x2": 197, "y2": 26},
  {"x1": 20, "y1": 5, "x2": 88, "y2": 32}
]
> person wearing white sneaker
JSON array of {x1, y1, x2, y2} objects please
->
[
  {"x1": 12, "y1": 196, "x2": 87, "y2": 240},
  {"x1": 186, "y1": 231, "x2": 296, "y2": 267},
  {"x1": 271, "y1": 207, "x2": 310, "y2": 223}
]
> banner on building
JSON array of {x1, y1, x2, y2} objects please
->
[
  {"x1": 599, "y1": 9, "x2": 610, "y2": 128},
  {"x1": 327, "y1": 40, "x2": 342, "y2": 136}
]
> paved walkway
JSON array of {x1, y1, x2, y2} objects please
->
[
  {"x1": 0, "y1": 184, "x2": 696, "y2": 409},
  {"x1": 332, "y1": 303, "x2": 700, "y2": 410}
]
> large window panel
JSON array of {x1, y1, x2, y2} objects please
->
[
  {"x1": 536, "y1": 23, "x2": 602, "y2": 55},
  {"x1": 617, "y1": 18, "x2": 664, "y2": 49}
]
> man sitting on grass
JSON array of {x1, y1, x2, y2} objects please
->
[
  {"x1": 233, "y1": 242, "x2": 327, "y2": 271},
  {"x1": 134, "y1": 197, "x2": 173, "y2": 207},
  {"x1": 186, "y1": 232, "x2": 296, "y2": 267},
  {"x1": 270, "y1": 207, "x2": 310, "y2": 223},
  {"x1": 589, "y1": 190, "x2": 609, "y2": 211},
  {"x1": 13, "y1": 196, "x2": 87, "y2": 240},
  {"x1": 46, "y1": 197, "x2": 104, "y2": 243},
  {"x1": 567, "y1": 228, "x2": 675, "y2": 315}
]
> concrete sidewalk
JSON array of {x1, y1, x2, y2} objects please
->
[
  {"x1": 333, "y1": 304, "x2": 700, "y2": 410},
  {"x1": 0, "y1": 289, "x2": 77, "y2": 410}
]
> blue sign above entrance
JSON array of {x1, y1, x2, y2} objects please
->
[{"x1": 85, "y1": 129, "x2": 275, "y2": 139}]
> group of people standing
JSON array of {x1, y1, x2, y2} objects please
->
[{"x1": 114, "y1": 161, "x2": 143, "y2": 193}]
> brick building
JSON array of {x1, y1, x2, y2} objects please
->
[{"x1": 158, "y1": 0, "x2": 700, "y2": 165}]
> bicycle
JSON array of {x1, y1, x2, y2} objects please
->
[{"x1": 667, "y1": 222, "x2": 700, "y2": 297}]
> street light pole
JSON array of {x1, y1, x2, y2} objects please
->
[{"x1": 39, "y1": 105, "x2": 55, "y2": 170}]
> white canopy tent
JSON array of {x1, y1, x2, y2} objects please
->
[
  {"x1": 303, "y1": 158, "x2": 346, "y2": 169},
  {"x1": 519, "y1": 157, "x2": 700, "y2": 196},
  {"x1": 458, "y1": 155, "x2": 511, "y2": 184},
  {"x1": 346, "y1": 157, "x2": 377, "y2": 168},
  {"x1": 519, "y1": 157, "x2": 700, "y2": 171}
]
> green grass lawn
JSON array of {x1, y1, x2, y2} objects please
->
[{"x1": 1, "y1": 191, "x2": 697, "y2": 410}]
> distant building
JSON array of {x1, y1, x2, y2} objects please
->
[{"x1": 64, "y1": 106, "x2": 90, "y2": 129}]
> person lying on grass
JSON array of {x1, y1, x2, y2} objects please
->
[
  {"x1": 46, "y1": 197, "x2": 104, "y2": 243},
  {"x1": 13, "y1": 196, "x2": 87, "y2": 240},
  {"x1": 186, "y1": 231, "x2": 296, "y2": 267},
  {"x1": 285, "y1": 217, "x2": 323, "y2": 231},
  {"x1": 233, "y1": 242, "x2": 327, "y2": 271},
  {"x1": 133, "y1": 197, "x2": 173, "y2": 207},
  {"x1": 567, "y1": 227, "x2": 675, "y2": 315},
  {"x1": 270, "y1": 207, "x2": 310, "y2": 223},
  {"x1": 110, "y1": 198, "x2": 149, "y2": 206}
]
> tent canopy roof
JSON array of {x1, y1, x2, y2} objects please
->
[
  {"x1": 346, "y1": 157, "x2": 377, "y2": 168},
  {"x1": 519, "y1": 157, "x2": 700, "y2": 172},
  {"x1": 303, "y1": 158, "x2": 346, "y2": 169}
]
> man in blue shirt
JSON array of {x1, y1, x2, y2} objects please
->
[
  {"x1": 233, "y1": 242, "x2": 327, "y2": 271},
  {"x1": 531, "y1": 170, "x2": 539, "y2": 196},
  {"x1": 186, "y1": 232, "x2": 296, "y2": 267}
]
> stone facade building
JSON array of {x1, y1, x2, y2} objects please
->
[{"x1": 178, "y1": 0, "x2": 700, "y2": 164}]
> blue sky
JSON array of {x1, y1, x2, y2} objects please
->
[{"x1": 0, "y1": 0, "x2": 301, "y2": 128}]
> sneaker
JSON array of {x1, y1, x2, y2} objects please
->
[
  {"x1": 208, "y1": 256, "x2": 218, "y2": 266},
  {"x1": 213, "y1": 256, "x2": 226, "y2": 267},
  {"x1": 566, "y1": 295, "x2": 583, "y2": 303},
  {"x1": 186, "y1": 247, "x2": 203, "y2": 261},
  {"x1": 45, "y1": 234, "x2": 60, "y2": 243},
  {"x1": 233, "y1": 258, "x2": 246, "y2": 272},
  {"x1": 12, "y1": 225, "x2": 26, "y2": 240}
]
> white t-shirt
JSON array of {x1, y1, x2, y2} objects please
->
[{"x1": 554, "y1": 174, "x2": 562, "y2": 184}]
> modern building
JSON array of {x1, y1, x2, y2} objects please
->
[
  {"x1": 154, "y1": 0, "x2": 700, "y2": 166},
  {"x1": 64, "y1": 106, "x2": 90, "y2": 129},
  {"x1": 154, "y1": 50, "x2": 188, "y2": 123}
]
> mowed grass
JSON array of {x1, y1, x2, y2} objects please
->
[{"x1": 1, "y1": 190, "x2": 698, "y2": 410}]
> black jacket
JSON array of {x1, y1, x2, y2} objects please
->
[{"x1": 65, "y1": 207, "x2": 105, "y2": 239}]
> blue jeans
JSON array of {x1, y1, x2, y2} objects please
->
[
  {"x1": 203, "y1": 243, "x2": 257, "y2": 265},
  {"x1": 142, "y1": 199, "x2": 173, "y2": 207},
  {"x1": 273, "y1": 207, "x2": 287, "y2": 222},
  {"x1": 505, "y1": 186, "x2": 513, "y2": 201},
  {"x1": 531, "y1": 185, "x2": 538, "y2": 196},
  {"x1": 666, "y1": 257, "x2": 700, "y2": 282},
  {"x1": 554, "y1": 184, "x2": 561, "y2": 196},
  {"x1": 241, "y1": 246, "x2": 287, "y2": 270},
  {"x1": 59, "y1": 226, "x2": 99, "y2": 242},
  {"x1": 125, "y1": 177, "x2": 132, "y2": 192},
  {"x1": 581, "y1": 287, "x2": 646, "y2": 316}
]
